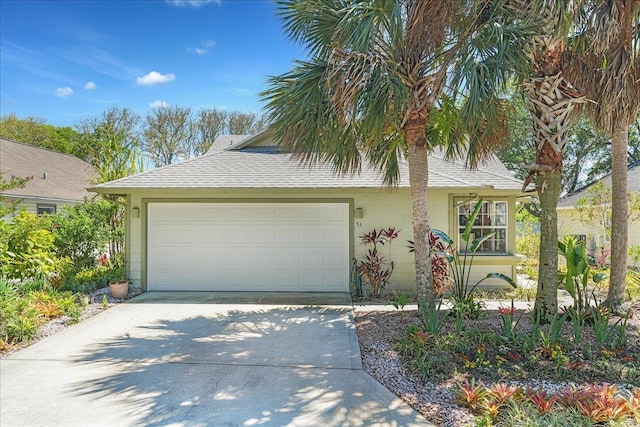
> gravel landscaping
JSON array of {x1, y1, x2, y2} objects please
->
[
  {"x1": 0, "y1": 286, "x2": 140, "y2": 359},
  {"x1": 354, "y1": 301, "x2": 640, "y2": 426},
  {"x1": 5, "y1": 288, "x2": 639, "y2": 425}
]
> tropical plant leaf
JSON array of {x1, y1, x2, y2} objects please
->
[{"x1": 484, "y1": 272, "x2": 517, "y2": 289}]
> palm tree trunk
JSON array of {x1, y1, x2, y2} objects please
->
[
  {"x1": 534, "y1": 167, "x2": 562, "y2": 321},
  {"x1": 606, "y1": 121, "x2": 629, "y2": 309},
  {"x1": 405, "y1": 112, "x2": 435, "y2": 310},
  {"x1": 524, "y1": 71, "x2": 584, "y2": 322}
]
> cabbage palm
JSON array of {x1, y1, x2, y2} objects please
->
[
  {"x1": 262, "y1": 0, "x2": 531, "y2": 307},
  {"x1": 565, "y1": 0, "x2": 640, "y2": 308},
  {"x1": 516, "y1": 0, "x2": 587, "y2": 321}
]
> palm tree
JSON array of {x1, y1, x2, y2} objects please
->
[
  {"x1": 565, "y1": 0, "x2": 640, "y2": 308},
  {"x1": 262, "y1": 0, "x2": 532, "y2": 307},
  {"x1": 515, "y1": 0, "x2": 587, "y2": 321}
]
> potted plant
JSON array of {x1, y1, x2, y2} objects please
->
[
  {"x1": 109, "y1": 279, "x2": 129, "y2": 298},
  {"x1": 108, "y1": 263, "x2": 129, "y2": 298}
]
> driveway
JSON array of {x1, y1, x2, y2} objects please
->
[{"x1": 1, "y1": 292, "x2": 431, "y2": 427}]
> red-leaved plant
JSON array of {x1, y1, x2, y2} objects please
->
[
  {"x1": 408, "y1": 231, "x2": 451, "y2": 297},
  {"x1": 358, "y1": 228, "x2": 399, "y2": 296}
]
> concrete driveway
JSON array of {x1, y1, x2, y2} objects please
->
[{"x1": 1, "y1": 292, "x2": 431, "y2": 427}]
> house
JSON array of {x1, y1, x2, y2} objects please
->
[
  {"x1": 90, "y1": 130, "x2": 525, "y2": 294},
  {"x1": 558, "y1": 161, "x2": 640, "y2": 266},
  {"x1": 0, "y1": 138, "x2": 95, "y2": 218}
]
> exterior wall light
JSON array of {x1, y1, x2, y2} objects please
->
[
  {"x1": 354, "y1": 207, "x2": 364, "y2": 219},
  {"x1": 132, "y1": 207, "x2": 140, "y2": 218}
]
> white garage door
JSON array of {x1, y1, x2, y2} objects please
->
[{"x1": 147, "y1": 202, "x2": 350, "y2": 292}]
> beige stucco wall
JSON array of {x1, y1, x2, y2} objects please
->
[
  {"x1": 558, "y1": 207, "x2": 640, "y2": 267},
  {"x1": 122, "y1": 187, "x2": 519, "y2": 294}
]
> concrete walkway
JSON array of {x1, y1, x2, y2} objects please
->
[{"x1": 1, "y1": 292, "x2": 431, "y2": 427}]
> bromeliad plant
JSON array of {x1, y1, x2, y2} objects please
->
[
  {"x1": 357, "y1": 228, "x2": 399, "y2": 296},
  {"x1": 432, "y1": 198, "x2": 516, "y2": 318},
  {"x1": 558, "y1": 235, "x2": 607, "y2": 320}
]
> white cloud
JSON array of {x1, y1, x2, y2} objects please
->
[
  {"x1": 136, "y1": 71, "x2": 176, "y2": 86},
  {"x1": 165, "y1": 0, "x2": 220, "y2": 7},
  {"x1": 188, "y1": 47, "x2": 209, "y2": 56},
  {"x1": 188, "y1": 39, "x2": 216, "y2": 56},
  {"x1": 201, "y1": 39, "x2": 216, "y2": 49},
  {"x1": 55, "y1": 87, "x2": 74, "y2": 98},
  {"x1": 84, "y1": 81, "x2": 98, "y2": 90},
  {"x1": 149, "y1": 100, "x2": 170, "y2": 109}
]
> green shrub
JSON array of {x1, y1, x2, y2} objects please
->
[
  {"x1": 0, "y1": 211, "x2": 69, "y2": 280},
  {"x1": 47, "y1": 200, "x2": 122, "y2": 270},
  {"x1": 0, "y1": 277, "x2": 83, "y2": 346}
]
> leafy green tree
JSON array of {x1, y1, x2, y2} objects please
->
[
  {"x1": 263, "y1": 0, "x2": 531, "y2": 307},
  {"x1": 0, "y1": 172, "x2": 31, "y2": 218},
  {"x1": 193, "y1": 108, "x2": 227, "y2": 156},
  {"x1": 0, "y1": 211, "x2": 63, "y2": 280},
  {"x1": 574, "y1": 181, "x2": 640, "y2": 244},
  {"x1": 499, "y1": 99, "x2": 638, "y2": 193},
  {"x1": 227, "y1": 111, "x2": 267, "y2": 135},
  {"x1": 0, "y1": 114, "x2": 82, "y2": 156},
  {"x1": 143, "y1": 106, "x2": 193, "y2": 166},
  {"x1": 46, "y1": 200, "x2": 123, "y2": 270},
  {"x1": 76, "y1": 107, "x2": 142, "y2": 184},
  {"x1": 0, "y1": 114, "x2": 52, "y2": 147},
  {"x1": 566, "y1": 0, "x2": 640, "y2": 308}
]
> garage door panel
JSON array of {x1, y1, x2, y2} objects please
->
[
  {"x1": 274, "y1": 207, "x2": 295, "y2": 221},
  {"x1": 274, "y1": 230, "x2": 296, "y2": 244},
  {"x1": 201, "y1": 229, "x2": 225, "y2": 243},
  {"x1": 225, "y1": 229, "x2": 250, "y2": 243},
  {"x1": 324, "y1": 206, "x2": 346, "y2": 221},
  {"x1": 250, "y1": 229, "x2": 272, "y2": 244},
  {"x1": 147, "y1": 203, "x2": 349, "y2": 292},
  {"x1": 226, "y1": 207, "x2": 250, "y2": 221},
  {"x1": 323, "y1": 229, "x2": 346, "y2": 244},
  {"x1": 323, "y1": 249, "x2": 347, "y2": 267},
  {"x1": 299, "y1": 229, "x2": 320, "y2": 243},
  {"x1": 250, "y1": 207, "x2": 272, "y2": 220},
  {"x1": 299, "y1": 208, "x2": 321, "y2": 221}
]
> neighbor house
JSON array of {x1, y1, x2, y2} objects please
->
[
  {"x1": 0, "y1": 138, "x2": 95, "y2": 218},
  {"x1": 90, "y1": 130, "x2": 525, "y2": 294},
  {"x1": 558, "y1": 161, "x2": 640, "y2": 266}
]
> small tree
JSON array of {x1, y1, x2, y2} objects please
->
[
  {"x1": 0, "y1": 172, "x2": 31, "y2": 218},
  {"x1": 143, "y1": 105, "x2": 193, "y2": 166},
  {"x1": 574, "y1": 181, "x2": 640, "y2": 246}
]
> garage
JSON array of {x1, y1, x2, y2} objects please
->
[{"x1": 147, "y1": 202, "x2": 350, "y2": 292}]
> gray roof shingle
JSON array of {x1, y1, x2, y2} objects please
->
[
  {"x1": 558, "y1": 161, "x2": 640, "y2": 208},
  {"x1": 92, "y1": 133, "x2": 523, "y2": 192},
  {"x1": 1, "y1": 139, "x2": 95, "y2": 201},
  {"x1": 205, "y1": 134, "x2": 250, "y2": 154}
]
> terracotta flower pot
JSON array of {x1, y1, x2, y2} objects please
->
[{"x1": 109, "y1": 280, "x2": 129, "y2": 299}]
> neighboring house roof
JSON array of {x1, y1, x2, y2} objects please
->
[
  {"x1": 558, "y1": 160, "x2": 640, "y2": 208},
  {"x1": 205, "y1": 134, "x2": 249, "y2": 154},
  {"x1": 92, "y1": 129, "x2": 523, "y2": 192},
  {"x1": 0, "y1": 138, "x2": 95, "y2": 202}
]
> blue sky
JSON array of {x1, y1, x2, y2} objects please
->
[{"x1": 0, "y1": 0, "x2": 307, "y2": 127}]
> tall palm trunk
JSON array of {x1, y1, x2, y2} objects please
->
[
  {"x1": 606, "y1": 121, "x2": 629, "y2": 307},
  {"x1": 524, "y1": 73, "x2": 584, "y2": 321},
  {"x1": 405, "y1": 110, "x2": 435, "y2": 309}
]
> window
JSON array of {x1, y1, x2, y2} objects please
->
[
  {"x1": 457, "y1": 199, "x2": 507, "y2": 254},
  {"x1": 37, "y1": 204, "x2": 56, "y2": 215}
]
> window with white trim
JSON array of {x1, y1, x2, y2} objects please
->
[
  {"x1": 457, "y1": 199, "x2": 507, "y2": 254},
  {"x1": 37, "y1": 204, "x2": 56, "y2": 215}
]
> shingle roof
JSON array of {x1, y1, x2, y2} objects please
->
[
  {"x1": 0, "y1": 138, "x2": 95, "y2": 201},
  {"x1": 92, "y1": 132, "x2": 523, "y2": 192},
  {"x1": 558, "y1": 161, "x2": 640, "y2": 208},
  {"x1": 205, "y1": 134, "x2": 250, "y2": 154}
]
